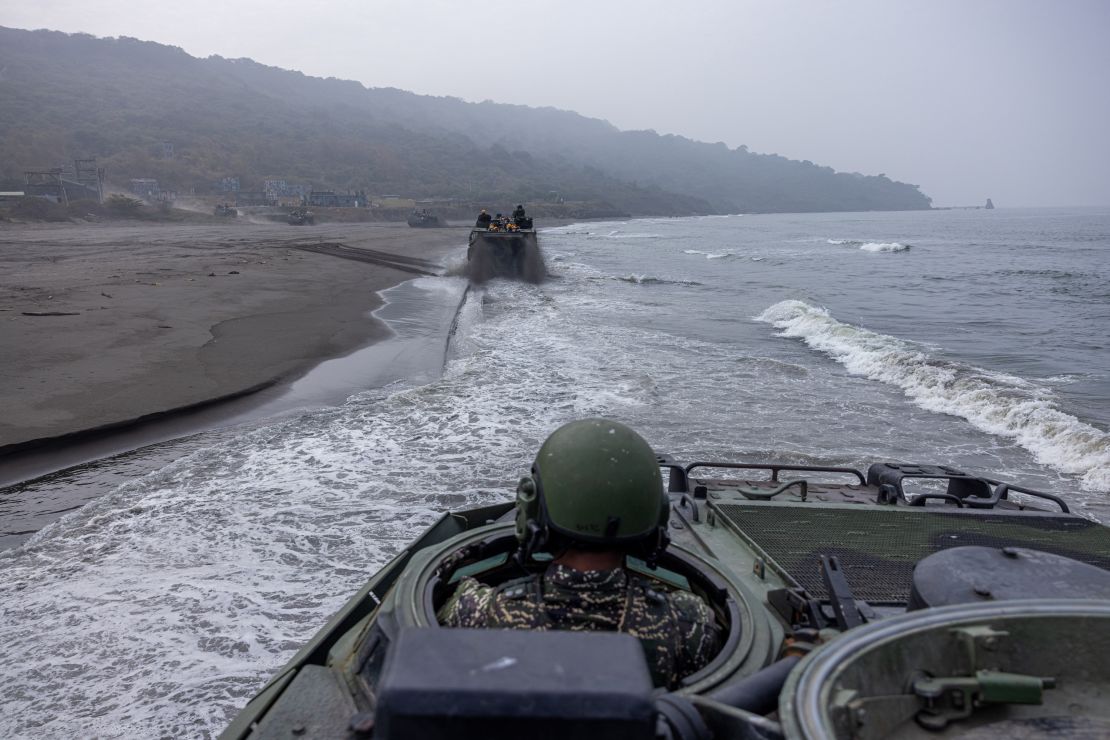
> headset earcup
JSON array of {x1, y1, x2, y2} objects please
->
[
  {"x1": 645, "y1": 493, "x2": 672, "y2": 568},
  {"x1": 515, "y1": 475, "x2": 539, "y2": 543}
]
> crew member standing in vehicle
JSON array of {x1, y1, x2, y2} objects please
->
[
  {"x1": 438, "y1": 418, "x2": 722, "y2": 688},
  {"x1": 475, "y1": 209, "x2": 492, "y2": 228},
  {"x1": 512, "y1": 203, "x2": 526, "y2": 221}
]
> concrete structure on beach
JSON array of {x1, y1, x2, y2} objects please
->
[{"x1": 24, "y1": 158, "x2": 105, "y2": 205}]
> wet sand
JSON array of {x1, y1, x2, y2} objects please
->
[{"x1": 0, "y1": 220, "x2": 469, "y2": 453}]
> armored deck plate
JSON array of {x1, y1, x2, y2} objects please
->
[{"x1": 715, "y1": 502, "x2": 1110, "y2": 604}]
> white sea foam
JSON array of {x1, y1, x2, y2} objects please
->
[
  {"x1": 682, "y1": 249, "x2": 734, "y2": 259},
  {"x1": 859, "y1": 241, "x2": 911, "y2": 252},
  {"x1": 617, "y1": 274, "x2": 702, "y2": 286},
  {"x1": 592, "y1": 230, "x2": 662, "y2": 239},
  {"x1": 538, "y1": 224, "x2": 590, "y2": 234},
  {"x1": 1044, "y1": 374, "x2": 1087, "y2": 385},
  {"x1": 407, "y1": 274, "x2": 467, "y2": 295},
  {"x1": 756, "y1": 299, "x2": 1110, "y2": 490},
  {"x1": 827, "y1": 238, "x2": 910, "y2": 252}
]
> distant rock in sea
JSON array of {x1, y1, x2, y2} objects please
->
[{"x1": 985, "y1": 198, "x2": 995, "y2": 209}]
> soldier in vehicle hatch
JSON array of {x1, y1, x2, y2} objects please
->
[
  {"x1": 438, "y1": 418, "x2": 722, "y2": 689},
  {"x1": 475, "y1": 209, "x2": 492, "y2": 228},
  {"x1": 512, "y1": 203, "x2": 526, "y2": 221}
]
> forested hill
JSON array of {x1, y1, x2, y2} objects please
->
[{"x1": 0, "y1": 27, "x2": 932, "y2": 215}]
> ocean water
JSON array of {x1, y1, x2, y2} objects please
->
[{"x1": 1, "y1": 207, "x2": 1108, "y2": 737}]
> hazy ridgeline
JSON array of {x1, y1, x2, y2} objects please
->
[{"x1": 0, "y1": 27, "x2": 931, "y2": 216}]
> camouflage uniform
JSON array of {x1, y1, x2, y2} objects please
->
[{"x1": 438, "y1": 563, "x2": 722, "y2": 688}]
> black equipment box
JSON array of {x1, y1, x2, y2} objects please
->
[{"x1": 374, "y1": 627, "x2": 656, "y2": 740}]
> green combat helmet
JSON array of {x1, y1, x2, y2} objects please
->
[{"x1": 515, "y1": 418, "x2": 670, "y2": 566}]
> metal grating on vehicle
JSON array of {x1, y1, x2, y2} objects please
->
[{"x1": 716, "y1": 504, "x2": 1110, "y2": 605}]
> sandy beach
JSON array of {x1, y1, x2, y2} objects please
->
[{"x1": 0, "y1": 220, "x2": 469, "y2": 452}]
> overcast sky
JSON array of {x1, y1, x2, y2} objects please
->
[{"x1": 4, "y1": 0, "x2": 1108, "y2": 207}]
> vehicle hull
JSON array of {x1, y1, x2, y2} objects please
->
[
  {"x1": 407, "y1": 214, "x2": 446, "y2": 228},
  {"x1": 467, "y1": 229, "x2": 545, "y2": 283}
]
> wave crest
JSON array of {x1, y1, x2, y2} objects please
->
[
  {"x1": 683, "y1": 249, "x2": 735, "y2": 259},
  {"x1": 827, "y1": 238, "x2": 911, "y2": 252},
  {"x1": 860, "y1": 241, "x2": 910, "y2": 252},
  {"x1": 755, "y1": 299, "x2": 1110, "y2": 490},
  {"x1": 591, "y1": 230, "x2": 661, "y2": 239},
  {"x1": 617, "y1": 274, "x2": 703, "y2": 286}
]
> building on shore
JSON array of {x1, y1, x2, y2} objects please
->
[
  {"x1": 373, "y1": 195, "x2": 416, "y2": 208},
  {"x1": 129, "y1": 178, "x2": 160, "y2": 198},
  {"x1": 234, "y1": 191, "x2": 277, "y2": 207},
  {"x1": 306, "y1": 190, "x2": 368, "y2": 208},
  {"x1": 127, "y1": 178, "x2": 176, "y2": 204},
  {"x1": 263, "y1": 179, "x2": 310, "y2": 200}
]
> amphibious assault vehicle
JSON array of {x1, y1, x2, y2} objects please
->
[
  {"x1": 214, "y1": 203, "x2": 238, "y2": 218},
  {"x1": 221, "y1": 457, "x2": 1110, "y2": 740},
  {"x1": 288, "y1": 208, "x2": 315, "y2": 226},
  {"x1": 407, "y1": 210, "x2": 446, "y2": 228},
  {"x1": 467, "y1": 223, "x2": 545, "y2": 283}
]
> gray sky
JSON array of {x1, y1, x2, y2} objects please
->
[{"x1": 4, "y1": 0, "x2": 1108, "y2": 207}]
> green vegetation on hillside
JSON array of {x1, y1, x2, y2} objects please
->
[{"x1": 0, "y1": 27, "x2": 932, "y2": 215}]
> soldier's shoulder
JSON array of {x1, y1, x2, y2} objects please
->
[
  {"x1": 495, "y1": 573, "x2": 541, "y2": 600},
  {"x1": 437, "y1": 576, "x2": 495, "y2": 627},
  {"x1": 666, "y1": 587, "x2": 715, "y2": 624},
  {"x1": 454, "y1": 575, "x2": 494, "y2": 599}
]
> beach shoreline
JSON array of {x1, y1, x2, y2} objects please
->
[{"x1": 0, "y1": 220, "x2": 470, "y2": 456}]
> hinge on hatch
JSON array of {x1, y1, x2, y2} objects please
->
[{"x1": 913, "y1": 669, "x2": 1055, "y2": 730}]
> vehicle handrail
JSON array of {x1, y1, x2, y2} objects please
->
[
  {"x1": 684, "y1": 461, "x2": 867, "y2": 485},
  {"x1": 982, "y1": 481, "x2": 1071, "y2": 513},
  {"x1": 906, "y1": 492, "x2": 965, "y2": 507}
]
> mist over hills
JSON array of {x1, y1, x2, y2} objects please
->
[{"x1": 0, "y1": 27, "x2": 932, "y2": 215}]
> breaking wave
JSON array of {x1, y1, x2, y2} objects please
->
[
  {"x1": 683, "y1": 249, "x2": 735, "y2": 260},
  {"x1": 859, "y1": 241, "x2": 910, "y2": 252},
  {"x1": 617, "y1": 275, "x2": 703, "y2": 286},
  {"x1": 756, "y1": 299, "x2": 1110, "y2": 490},
  {"x1": 828, "y1": 239, "x2": 911, "y2": 252},
  {"x1": 591, "y1": 230, "x2": 662, "y2": 240}
]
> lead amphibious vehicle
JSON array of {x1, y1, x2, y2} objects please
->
[
  {"x1": 288, "y1": 208, "x2": 315, "y2": 226},
  {"x1": 221, "y1": 457, "x2": 1110, "y2": 740},
  {"x1": 467, "y1": 220, "x2": 545, "y2": 283},
  {"x1": 407, "y1": 210, "x2": 446, "y2": 228}
]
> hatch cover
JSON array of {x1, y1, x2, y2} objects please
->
[{"x1": 715, "y1": 504, "x2": 1110, "y2": 605}]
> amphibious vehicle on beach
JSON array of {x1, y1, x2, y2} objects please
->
[
  {"x1": 214, "y1": 203, "x2": 238, "y2": 218},
  {"x1": 467, "y1": 219, "x2": 544, "y2": 283},
  {"x1": 222, "y1": 456, "x2": 1110, "y2": 740},
  {"x1": 288, "y1": 208, "x2": 315, "y2": 226},
  {"x1": 407, "y1": 209, "x2": 446, "y2": 228}
]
